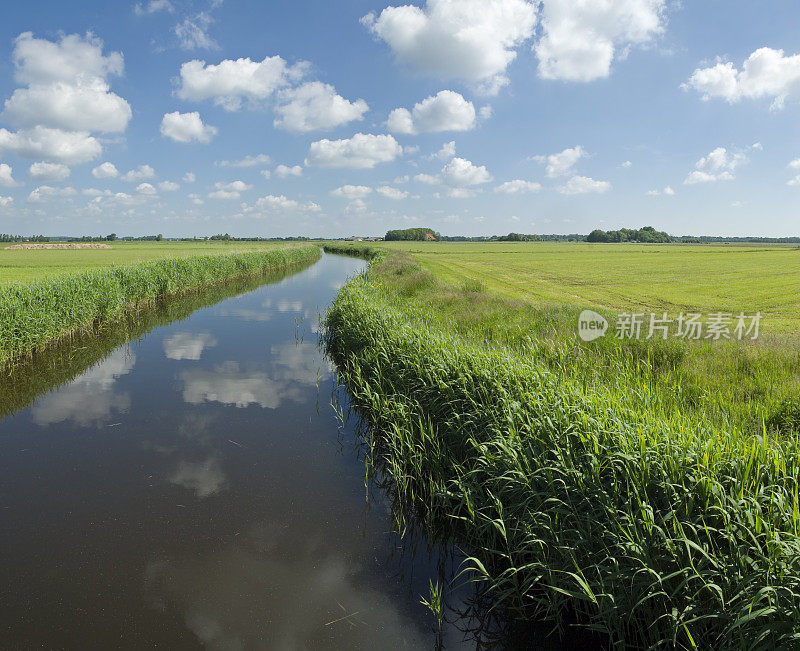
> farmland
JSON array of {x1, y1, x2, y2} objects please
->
[
  {"x1": 0, "y1": 241, "x2": 299, "y2": 286},
  {"x1": 371, "y1": 241, "x2": 800, "y2": 333},
  {"x1": 323, "y1": 242, "x2": 800, "y2": 648}
]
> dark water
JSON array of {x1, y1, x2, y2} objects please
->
[{"x1": 0, "y1": 254, "x2": 512, "y2": 650}]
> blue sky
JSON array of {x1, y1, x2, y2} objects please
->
[{"x1": 0, "y1": 0, "x2": 798, "y2": 238}]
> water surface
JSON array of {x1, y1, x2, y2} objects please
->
[{"x1": 0, "y1": 254, "x2": 497, "y2": 649}]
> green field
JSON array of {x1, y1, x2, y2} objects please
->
[
  {"x1": 374, "y1": 242, "x2": 800, "y2": 333},
  {"x1": 0, "y1": 241, "x2": 293, "y2": 286},
  {"x1": 324, "y1": 243, "x2": 800, "y2": 648}
]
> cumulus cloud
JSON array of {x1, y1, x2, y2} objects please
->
[
  {"x1": 414, "y1": 173, "x2": 440, "y2": 185},
  {"x1": 376, "y1": 186, "x2": 409, "y2": 200},
  {"x1": 28, "y1": 185, "x2": 77, "y2": 202},
  {"x1": 0, "y1": 33, "x2": 130, "y2": 165},
  {"x1": 274, "y1": 82, "x2": 368, "y2": 132},
  {"x1": 174, "y1": 12, "x2": 219, "y2": 51},
  {"x1": 274, "y1": 164, "x2": 303, "y2": 178},
  {"x1": 29, "y1": 161, "x2": 70, "y2": 181},
  {"x1": 92, "y1": 161, "x2": 119, "y2": 179},
  {"x1": 134, "y1": 0, "x2": 174, "y2": 15},
  {"x1": 684, "y1": 147, "x2": 746, "y2": 184},
  {"x1": 0, "y1": 163, "x2": 19, "y2": 187},
  {"x1": 177, "y1": 56, "x2": 309, "y2": 111},
  {"x1": 0, "y1": 196, "x2": 13, "y2": 207},
  {"x1": 305, "y1": 133, "x2": 402, "y2": 169},
  {"x1": 183, "y1": 172, "x2": 196, "y2": 183},
  {"x1": 159, "y1": 181, "x2": 180, "y2": 191},
  {"x1": 684, "y1": 48, "x2": 800, "y2": 109},
  {"x1": 646, "y1": 185, "x2": 675, "y2": 196},
  {"x1": 388, "y1": 90, "x2": 476, "y2": 135},
  {"x1": 495, "y1": 179, "x2": 541, "y2": 194},
  {"x1": 161, "y1": 111, "x2": 218, "y2": 143},
  {"x1": 122, "y1": 165, "x2": 156, "y2": 182},
  {"x1": 362, "y1": 0, "x2": 537, "y2": 94},
  {"x1": 136, "y1": 182, "x2": 157, "y2": 195},
  {"x1": 432, "y1": 141, "x2": 456, "y2": 160},
  {"x1": 0, "y1": 126, "x2": 101, "y2": 164},
  {"x1": 209, "y1": 180, "x2": 251, "y2": 199},
  {"x1": 216, "y1": 154, "x2": 271, "y2": 168},
  {"x1": 558, "y1": 175, "x2": 611, "y2": 194},
  {"x1": 440, "y1": 157, "x2": 492, "y2": 188},
  {"x1": 331, "y1": 185, "x2": 372, "y2": 199},
  {"x1": 254, "y1": 194, "x2": 320, "y2": 214},
  {"x1": 536, "y1": 145, "x2": 588, "y2": 178},
  {"x1": 535, "y1": 0, "x2": 667, "y2": 82}
]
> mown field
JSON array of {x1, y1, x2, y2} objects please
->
[
  {"x1": 0, "y1": 241, "x2": 294, "y2": 286},
  {"x1": 373, "y1": 241, "x2": 800, "y2": 333}
]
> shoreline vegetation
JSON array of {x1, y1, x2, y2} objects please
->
[
  {"x1": 323, "y1": 242, "x2": 800, "y2": 648},
  {"x1": 0, "y1": 245, "x2": 321, "y2": 370}
]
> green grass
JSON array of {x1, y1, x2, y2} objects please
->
[
  {"x1": 0, "y1": 244, "x2": 320, "y2": 368},
  {"x1": 0, "y1": 241, "x2": 294, "y2": 286},
  {"x1": 323, "y1": 244, "x2": 800, "y2": 649},
  {"x1": 371, "y1": 241, "x2": 800, "y2": 334}
]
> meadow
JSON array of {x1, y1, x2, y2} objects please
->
[
  {"x1": 0, "y1": 240, "x2": 296, "y2": 286},
  {"x1": 323, "y1": 242, "x2": 800, "y2": 649},
  {"x1": 372, "y1": 241, "x2": 800, "y2": 333},
  {"x1": 0, "y1": 243, "x2": 320, "y2": 368}
]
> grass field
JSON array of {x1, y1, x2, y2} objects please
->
[
  {"x1": 0, "y1": 241, "x2": 295, "y2": 286},
  {"x1": 323, "y1": 243, "x2": 800, "y2": 648},
  {"x1": 373, "y1": 242, "x2": 800, "y2": 333}
]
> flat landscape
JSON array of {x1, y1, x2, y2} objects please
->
[
  {"x1": 377, "y1": 241, "x2": 800, "y2": 333},
  {"x1": 0, "y1": 241, "x2": 294, "y2": 286}
]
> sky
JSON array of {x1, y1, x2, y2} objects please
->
[{"x1": 0, "y1": 0, "x2": 798, "y2": 238}]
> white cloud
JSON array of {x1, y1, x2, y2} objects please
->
[
  {"x1": 538, "y1": 145, "x2": 587, "y2": 178},
  {"x1": 11, "y1": 31, "x2": 124, "y2": 85},
  {"x1": 274, "y1": 82, "x2": 368, "y2": 132},
  {"x1": 684, "y1": 147, "x2": 746, "y2": 184},
  {"x1": 136, "y1": 182, "x2": 157, "y2": 195},
  {"x1": 0, "y1": 196, "x2": 13, "y2": 207},
  {"x1": 558, "y1": 175, "x2": 611, "y2": 194},
  {"x1": 535, "y1": 0, "x2": 667, "y2": 82},
  {"x1": 274, "y1": 164, "x2": 303, "y2": 178},
  {"x1": 260, "y1": 170, "x2": 271, "y2": 180},
  {"x1": 159, "y1": 181, "x2": 180, "y2": 191},
  {"x1": 0, "y1": 126, "x2": 101, "y2": 164},
  {"x1": 479, "y1": 105, "x2": 493, "y2": 120},
  {"x1": 134, "y1": 0, "x2": 173, "y2": 15},
  {"x1": 92, "y1": 161, "x2": 119, "y2": 179},
  {"x1": 388, "y1": 90, "x2": 476, "y2": 134},
  {"x1": 255, "y1": 194, "x2": 320, "y2": 213},
  {"x1": 790, "y1": 158, "x2": 800, "y2": 170},
  {"x1": 163, "y1": 332, "x2": 217, "y2": 360},
  {"x1": 788, "y1": 176, "x2": 800, "y2": 187},
  {"x1": 432, "y1": 141, "x2": 456, "y2": 160},
  {"x1": 331, "y1": 185, "x2": 372, "y2": 199},
  {"x1": 216, "y1": 154, "x2": 271, "y2": 168},
  {"x1": 362, "y1": 0, "x2": 537, "y2": 94},
  {"x1": 305, "y1": 133, "x2": 402, "y2": 169},
  {"x1": 183, "y1": 172, "x2": 196, "y2": 183},
  {"x1": 209, "y1": 180, "x2": 251, "y2": 199},
  {"x1": 684, "y1": 48, "x2": 800, "y2": 109},
  {"x1": 495, "y1": 179, "x2": 541, "y2": 194},
  {"x1": 29, "y1": 161, "x2": 70, "y2": 181},
  {"x1": 174, "y1": 12, "x2": 219, "y2": 51},
  {"x1": 0, "y1": 163, "x2": 19, "y2": 187},
  {"x1": 345, "y1": 198, "x2": 368, "y2": 214},
  {"x1": 1, "y1": 33, "x2": 130, "y2": 164},
  {"x1": 376, "y1": 186, "x2": 409, "y2": 200},
  {"x1": 441, "y1": 157, "x2": 492, "y2": 187},
  {"x1": 122, "y1": 165, "x2": 156, "y2": 182},
  {"x1": 414, "y1": 173, "x2": 440, "y2": 185},
  {"x1": 28, "y1": 185, "x2": 77, "y2": 202},
  {"x1": 160, "y1": 111, "x2": 218, "y2": 143},
  {"x1": 646, "y1": 185, "x2": 675, "y2": 196},
  {"x1": 177, "y1": 56, "x2": 309, "y2": 111},
  {"x1": 622, "y1": 160, "x2": 633, "y2": 168}
]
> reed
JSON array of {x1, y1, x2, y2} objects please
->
[
  {"x1": 324, "y1": 243, "x2": 800, "y2": 649},
  {"x1": 0, "y1": 245, "x2": 320, "y2": 368}
]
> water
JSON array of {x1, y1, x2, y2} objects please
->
[{"x1": 0, "y1": 254, "x2": 508, "y2": 650}]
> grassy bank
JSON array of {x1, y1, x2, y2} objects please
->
[
  {"x1": 0, "y1": 245, "x2": 320, "y2": 368},
  {"x1": 323, "y1": 243, "x2": 800, "y2": 649}
]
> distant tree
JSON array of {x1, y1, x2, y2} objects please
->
[
  {"x1": 156, "y1": 233, "x2": 163, "y2": 241},
  {"x1": 106, "y1": 233, "x2": 117, "y2": 241},
  {"x1": 385, "y1": 228, "x2": 440, "y2": 241}
]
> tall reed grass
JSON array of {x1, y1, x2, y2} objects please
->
[
  {"x1": 0, "y1": 245, "x2": 320, "y2": 368},
  {"x1": 324, "y1": 243, "x2": 800, "y2": 649}
]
